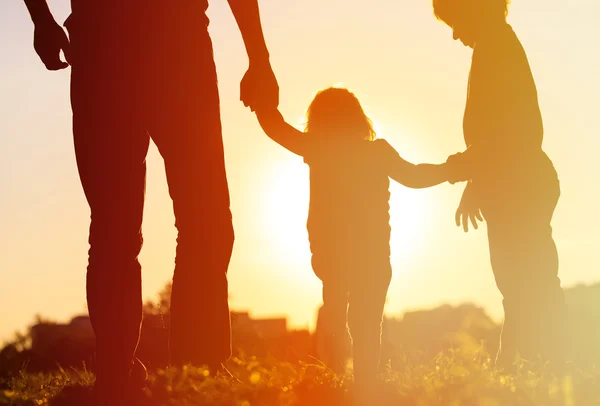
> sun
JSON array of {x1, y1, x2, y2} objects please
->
[
  {"x1": 260, "y1": 156, "x2": 311, "y2": 265},
  {"x1": 259, "y1": 154, "x2": 429, "y2": 277},
  {"x1": 388, "y1": 182, "x2": 429, "y2": 264}
]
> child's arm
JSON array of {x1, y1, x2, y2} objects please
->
[
  {"x1": 381, "y1": 140, "x2": 449, "y2": 188},
  {"x1": 255, "y1": 108, "x2": 306, "y2": 155},
  {"x1": 389, "y1": 158, "x2": 449, "y2": 189}
]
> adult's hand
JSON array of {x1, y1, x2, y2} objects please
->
[
  {"x1": 240, "y1": 60, "x2": 279, "y2": 112},
  {"x1": 33, "y1": 21, "x2": 71, "y2": 71},
  {"x1": 455, "y1": 182, "x2": 483, "y2": 232},
  {"x1": 226, "y1": 0, "x2": 278, "y2": 111}
]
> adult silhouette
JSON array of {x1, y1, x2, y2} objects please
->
[
  {"x1": 23, "y1": 0, "x2": 278, "y2": 402},
  {"x1": 433, "y1": 0, "x2": 567, "y2": 369}
]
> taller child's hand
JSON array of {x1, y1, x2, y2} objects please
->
[
  {"x1": 455, "y1": 182, "x2": 483, "y2": 232},
  {"x1": 446, "y1": 152, "x2": 471, "y2": 184}
]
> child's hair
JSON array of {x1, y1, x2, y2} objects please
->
[
  {"x1": 305, "y1": 87, "x2": 376, "y2": 141},
  {"x1": 433, "y1": 0, "x2": 510, "y2": 26}
]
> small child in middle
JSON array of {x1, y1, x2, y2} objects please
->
[{"x1": 255, "y1": 87, "x2": 455, "y2": 387}]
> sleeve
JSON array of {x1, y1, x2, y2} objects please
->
[
  {"x1": 469, "y1": 45, "x2": 510, "y2": 133},
  {"x1": 375, "y1": 138, "x2": 401, "y2": 170},
  {"x1": 467, "y1": 37, "x2": 543, "y2": 153},
  {"x1": 301, "y1": 136, "x2": 317, "y2": 165}
]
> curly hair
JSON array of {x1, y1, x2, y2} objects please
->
[
  {"x1": 433, "y1": 0, "x2": 510, "y2": 26},
  {"x1": 305, "y1": 87, "x2": 376, "y2": 141}
]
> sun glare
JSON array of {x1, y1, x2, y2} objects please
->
[
  {"x1": 260, "y1": 146, "x2": 429, "y2": 283},
  {"x1": 389, "y1": 183, "x2": 429, "y2": 264},
  {"x1": 261, "y1": 157, "x2": 311, "y2": 265}
]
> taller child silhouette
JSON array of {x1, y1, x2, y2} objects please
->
[
  {"x1": 433, "y1": 0, "x2": 566, "y2": 369},
  {"x1": 22, "y1": 0, "x2": 278, "y2": 402}
]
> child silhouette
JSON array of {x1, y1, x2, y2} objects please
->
[{"x1": 255, "y1": 87, "x2": 455, "y2": 388}]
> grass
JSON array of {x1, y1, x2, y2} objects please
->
[{"x1": 1, "y1": 349, "x2": 599, "y2": 406}]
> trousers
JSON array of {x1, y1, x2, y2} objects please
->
[
  {"x1": 67, "y1": 7, "x2": 234, "y2": 384},
  {"x1": 478, "y1": 159, "x2": 565, "y2": 366}
]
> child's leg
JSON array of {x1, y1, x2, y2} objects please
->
[
  {"x1": 319, "y1": 280, "x2": 351, "y2": 373},
  {"x1": 312, "y1": 251, "x2": 351, "y2": 372},
  {"x1": 347, "y1": 262, "x2": 392, "y2": 386}
]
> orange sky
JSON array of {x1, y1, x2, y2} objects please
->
[{"x1": 1, "y1": 0, "x2": 599, "y2": 343}]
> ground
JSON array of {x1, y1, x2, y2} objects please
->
[{"x1": 1, "y1": 349, "x2": 598, "y2": 406}]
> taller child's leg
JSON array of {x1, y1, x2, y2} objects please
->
[
  {"x1": 148, "y1": 25, "x2": 234, "y2": 368},
  {"x1": 486, "y1": 180, "x2": 565, "y2": 367}
]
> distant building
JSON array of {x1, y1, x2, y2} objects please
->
[
  {"x1": 30, "y1": 316, "x2": 94, "y2": 355},
  {"x1": 27, "y1": 311, "x2": 305, "y2": 367},
  {"x1": 231, "y1": 311, "x2": 288, "y2": 339}
]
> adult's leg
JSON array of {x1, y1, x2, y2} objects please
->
[
  {"x1": 148, "y1": 22, "x2": 233, "y2": 368},
  {"x1": 69, "y1": 17, "x2": 150, "y2": 389}
]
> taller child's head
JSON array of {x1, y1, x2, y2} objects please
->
[
  {"x1": 433, "y1": 0, "x2": 510, "y2": 48},
  {"x1": 305, "y1": 87, "x2": 376, "y2": 141}
]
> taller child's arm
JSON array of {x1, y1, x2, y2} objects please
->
[
  {"x1": 385, "y1": 143, "x2": 449, "y2": 188},
  {"x1": 453, "y1": 38, "x2": 542, "y2": 180},
  {"x1": 255, "y1": 109, "x2": 306, "y2": 156}
]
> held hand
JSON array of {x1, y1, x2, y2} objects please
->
[
  {"x1": 33, "y1": 21, "x2": 71, "y2": 70},
  {"x1": 240, "y1": 60, "x2": 279, "y2": 112},
  {"x1": 445, "y1": 152, "x2": 470, "y2": 184},
  {"x1": 455, "y1": 183, "x2": 483, "y2": 232}
]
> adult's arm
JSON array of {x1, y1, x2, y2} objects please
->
[
  {"x1": 227, "y1": 0, "x2": 279, "y2": 111},
  {"x1": 23, "y1": 0, "x2": 71, "y2": 70},
  {"x1": 24, "y1": 0, "x2": 54, "y2": 26}
]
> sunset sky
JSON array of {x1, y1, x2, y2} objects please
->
[{"x1": 1, "y1": 0, "x2": 598, "y2": 343}]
